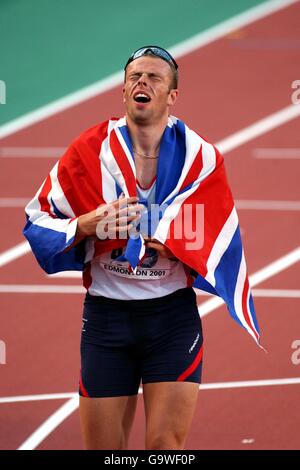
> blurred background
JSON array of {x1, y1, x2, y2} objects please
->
[{"x1": 0, "y1": 0, "x2": 265, "y2": 125}]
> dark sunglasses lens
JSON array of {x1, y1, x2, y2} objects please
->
[{"x1": 126, "y1": 47, "x2": 177, "y2": 69}]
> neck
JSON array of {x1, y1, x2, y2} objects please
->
[{"x1": 126, "y1": 114, "x2": 168, "y2": 156}]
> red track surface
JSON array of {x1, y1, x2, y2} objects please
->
[{"x1": 1, "y1": 2, "x2": 300, "y2": 449}]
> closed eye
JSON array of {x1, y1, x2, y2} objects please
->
[
  {"x1": 149, "y1": 74, "x2": 162, "y2": 81},
  {"x1": 129, "y1": 74, "x2": 141, "y2": 80}
]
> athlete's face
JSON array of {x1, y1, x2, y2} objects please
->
[{"x1": 123, "y1": 56, "x2": 178, "y2": 125}]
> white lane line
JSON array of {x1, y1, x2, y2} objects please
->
[
  {"x1": 0, "y1": 241, "x2": 31, "y2": 268},
  {"x1": 0, "y1": 198, "x2": 30, "y2": 207},
  {"x1": 198, "y1": 246, "x2": 300, "y2": 316},
  {"x1": 0, "y1": 147, "x2": 65, "y2": 158},
  {"x1": 254, "y1": 148, "x2": 300, "y2": 159},
  {"x1": 216, "y1": 104, "x2": 300, "y2": 154},
  {"x1": 17, "y1": 396, "x2": 79, "y2": 451},
  {"x1": 0, "y1": 393, "x2": 76, "y2": 404},
  {"x1": 14, "y1": 373, "x2": 300, "y2": 451},
  {"x1": 199, "y1": 377, "x2": 300, "y2": 390},
  {"x1": 235, "y1": 200, "x2": 300, "y2": 211},
  {"x1": 2, "y1": 101, "x2": 300, "y2": 268},
  {"x1": 252, "y1": 289, "x2": 300, "y2": 298},
  {"x1": 0, "y1": 285, "x2": 85, "y2": 294},
  {"x1": 0, "y1": 0, "x2": 297, "y2": 140},
  {"x1": 196, "y1": 288, "x2": 300, "y2": 299},
  {"x1": 2, "y1": 376, "x2": 300, "y2": 407},
  {"x1": 250, "y1": 247, "x2": 300, "y2": 286},
  {"x1": 0, "y1": 69, "x2": 122, "y2": 140},
  {"x1": 170, "y1": 0, "x2": 298, "y2": 58},
  {"x1": 1, "y1": 285, "x2": 300, "y2": 298}
]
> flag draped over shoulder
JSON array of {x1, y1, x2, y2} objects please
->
[{"x1": 23, "y1": 116, "x2": 260, "y2": 345}]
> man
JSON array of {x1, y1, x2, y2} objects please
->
[{"x1": 24, "y1": 46, "x2": 260, "y2": 450}]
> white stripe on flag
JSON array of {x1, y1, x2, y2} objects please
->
[
  {"x1": 49, "y1": 163, "x2": 75, "y2": 218},
  {"x1": 161, "y1": 126, "x2": 202, "y2": 203},
  {"x1": 155, "y1": 134, "x2": 217, "y2": 242},
  {"x1": 205, "y1": 207, "x2": 239, "y2": 287},
  {"x1": 25, "y1": 181, "x2": 44, "y2": 222},
  {"x1": 100, "y1": 122, "x2": 130, "y2": 197},
  {"x1": 100, "y1": 132, "x2": 119, "y2": 203},
  {"x1": 115, "y1": 124, "x2": 136, "y2": 177},
  {"x1": 234, "y1": 251, "x2": 258, "y2": 341}
]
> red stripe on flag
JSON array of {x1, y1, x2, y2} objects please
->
[
  {"x1": 177, "y1": 345, "x2": 203, "y2": 382},
  {"x1": 57, "y1": 123, "x2": 107, "y2": 215},
  {"x1": 179, "y1": 145, "x2": 203, "y2": 191},
  {"x1": 167, "y1": 159, "x2": 234, "y2": 278},
  {"x1": 241, "y1": 275, "x2": 259, "y2": 341},
  {"x1": 38, "y1": 175, "x2": 54, "y2": 217},
  {"x1": 110, "y1": 129, "x2": 136, "y2": 197}
]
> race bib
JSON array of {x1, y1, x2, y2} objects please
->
[{"x1": 97, "y1": 247, "x2": 176, "y2": 280}]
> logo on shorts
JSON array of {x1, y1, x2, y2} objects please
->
[
  {"x1": 82, "y1": 318, "x2": 88, "y2": 332},
  {"x1": 189, "y1": 333, "x2": 200, "y2": 354}
]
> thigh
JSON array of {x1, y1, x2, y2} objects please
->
[
  {"x1": 79, "y1": 295, "x2": 141, "y2": 449},
  {"x1": 142, "y1": 288, "x2": 204, "y2": 385},
  {"x1": 80, "y1": 295, "x2": 141, "y2": 397},
  {"x1": 80, "y1": 394, "x2": 138, "y2": 450},
  {"x1": 143, "y1": 381, "x2": 199, "y2": 450},
  {"x1": 140, "y1": 289, "x2": 203, "y2": 449}
]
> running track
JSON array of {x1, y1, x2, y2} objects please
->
[{"x1": 0, "y1": 1, "x2": 300, "y2": 450}]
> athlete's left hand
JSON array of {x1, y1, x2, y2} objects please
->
[{"x1": 143, "y1": 237, "x2": 177, "y2": 260}]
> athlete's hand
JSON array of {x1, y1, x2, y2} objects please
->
[
  {"x1": 143, "y1": 237, "x2": 177, "y2": 260},
  {"x1": 77, "y1": 197, "x2": 146, "y2": 240}
]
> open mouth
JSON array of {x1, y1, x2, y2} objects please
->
[{"x1": 133, "y1": 92, "x2": 151, "y2": 103}]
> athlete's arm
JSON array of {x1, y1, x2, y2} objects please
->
[{"x1": 67, "y1": 197, "x2": 145, "y2": 250}]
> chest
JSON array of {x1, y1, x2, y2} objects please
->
[{"x1": 135, "y1": 159, "x2": 157, "y2": 189}]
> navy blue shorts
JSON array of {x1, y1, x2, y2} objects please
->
[{"x1": 79, "y1": 288, "x2": 203, "y2": 398}]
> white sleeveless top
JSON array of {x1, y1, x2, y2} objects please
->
[{"x1": 87, "y1": 180, "x2": 190, "y2": 300}]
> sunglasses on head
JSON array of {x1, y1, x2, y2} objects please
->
[{"x1": 124, "y1": 46, "x2": 178, "y2": 70}]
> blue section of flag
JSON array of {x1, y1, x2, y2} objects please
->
[
  {"x1": 122, "y1": 235, "x2": 143, "y2": 269},
  {"x1": 23, "y1": 219, "x2": 85, "y2": 274},
  {"x1": 118, "y1": 125, "x2": 135, "y2": 163},
  {"x1": 193, "y1": 275, "x2": 219, "y2": 296},
  {"x1": 50, "y1": 198, "x2": 68, "y2": 219},
  {"x1": 115, "y1": 181, "x2": 123, "y2": 198},
  {"x1": 249, "y1": 292, "x2": 260, "y2": 333},
  {"x1": 213, "y1": 226, "x2": 244, "y2": 326},
  {"x1": 211, "y1": 225, "x2": 259, "y2": 334},
  {"x1": 156, "y1": 119, "x2": 186, "y2": 204}
]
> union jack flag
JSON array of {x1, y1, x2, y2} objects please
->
[{"x1": 23, "y1": 116, "x2": 260, "y2": 345}]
